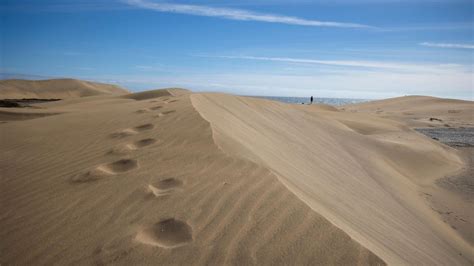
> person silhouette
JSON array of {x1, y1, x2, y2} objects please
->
[{"x1": 310, "y1": 96, "x2": 313, "y2": 104}]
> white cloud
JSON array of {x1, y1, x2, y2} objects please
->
[
  {"x1": 205, "y1": 55, "x2": 468, "y2": 73},
  {"x1": 124, "y1": 0, "x2": 372, "y2": 28},
  {"x1": 420, "y1": 42, "x2": 474, "y2": 49}
]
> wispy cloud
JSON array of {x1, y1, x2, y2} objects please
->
[
  {"x1": 124, "y1": 0, "x2": 372, "y2": 28},
  {"x1": 420, "y1": 42, "x2": 474, "y2": 49},
  {"x1": 202, "y1": 55, "x2": 467, "y2": 73}
]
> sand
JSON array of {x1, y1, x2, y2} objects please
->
[
  {"x1": 0, "y1": 78, "x2": 129, "y2": 99},
  {"x1": 192, "y1": 94, "x2": 473, "y2": 265},
  {"x1": 1, "y1": 81, "x2": 472, "y2": 265},
  {"x1": 342, "y1": 95, "x2": 474, "y2": 128},
  {"x1": 345, "y1": 96, "x2": 474, "y2": 250}
]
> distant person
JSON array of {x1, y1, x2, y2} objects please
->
[{"x1": 310, "y1": 96, "x2": 313, "y2": 104}]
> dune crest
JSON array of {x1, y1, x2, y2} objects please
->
[
  {"x1": 0, "y1": 79, "x2": 129, "y2": 99},
  {"x1": 191, "y1": 93, "x2": 473, "y2": 265}
]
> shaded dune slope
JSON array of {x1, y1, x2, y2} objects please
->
[
  {"x1": 192, "y1": 93, "x2": 474, "y2": 265},
  {"x1": 0, "y1": 92, "x2": 383, "y2": 265}
]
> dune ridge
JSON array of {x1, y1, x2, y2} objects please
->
[
  {"x1": 191, "y1": 93, "x2": 474, "y2": 265},
  {"x1": 0, "y1": 78, "x2": 129, "y2": 99}
]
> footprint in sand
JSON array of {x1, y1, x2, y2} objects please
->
[
  {"x1": 153, "y1": 110, "x2": 175, "y2": 118},
  {"x1": 147, "y1": 178, "x2": 183, "y2": 197},
  {"x1": 110, "y1": 129, "x2": 138, "y2": 138},
  {"x1": 71, "y1": 159, "x2": 138, "y2": 183},
  {"x1": 167, "y1": 100, "x2": 179, "y2": 103},
  {"x1": 150, "y1": 106, "x2": 163, "y2": 110},
  {"x1": 108, "y1": 138, "x2": 157, "y2": 155},
  {"x1": 134, "y1": 138, "x2": 157, "y2": 148},
  {"x1": 101, "y1": 159, "x2": 139, "y2": 174},
  {"x1": 136, "y1": 218, "x2": 192, "y2": 248},
  {"x1": 110, "y1": 124, "x2": 154, "y2": 139},
  {"x1": 135, "y1": 109, "x2": 151, "y2": 114},
  {"x1": 134, "y1": 123, "x2": 154, "y2": 131}
]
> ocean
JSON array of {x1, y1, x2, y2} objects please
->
[{"x1": 251, "y1": 96, "x2": 369, "y2": 106}]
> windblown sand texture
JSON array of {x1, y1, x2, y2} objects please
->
[{"x1": 1, "y1": 80, "x2": 473, "y2": 265}]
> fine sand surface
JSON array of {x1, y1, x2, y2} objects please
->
[
  {"x1": 342, "y1": 95, "x2": 474, "y2": 128},
  {"x1": 1, "y1": 82, "x2": 473, "y2": 265},
  {"x1": 1, "y1": 85, "x2": 383, "y2": 265},
  {"x1": 345, "y1": 96, "x2": 474, "y2": 248},
  {"x1": 192, "y1": 94, "x2": 473, "y2": 265}
]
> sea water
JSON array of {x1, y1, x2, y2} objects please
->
[{"x1": 251, "y1": 96, "x2": 369, "y2": 106}]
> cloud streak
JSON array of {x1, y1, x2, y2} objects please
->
[
  {"x1": 420, "y1": 42, "x2": 474, "y2": 49},
  {"x1": 125, "y1": 0, "x2": 372, "y2": 28},
  {"x1": 206, "y1": 55, "x2": 467, "y2": 73}
]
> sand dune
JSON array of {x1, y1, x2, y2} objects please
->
[
  {"x1": 1, "y1": 89, "x2": 383, "y2": 265},
  {"x1": 0, "y1": 78, "x2": 129, "y2": 99},
  {"x1": 192, "y1": 93, "x2": 473, "y2": 265},
  {"x1": 1, "y1": 83, "x2": 472, "y2": 265},
  {"x1": 343, "y1": 95, "x2": 474, "y2": 128}
]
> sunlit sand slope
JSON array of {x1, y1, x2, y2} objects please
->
[{"x1": 192, "y1": 93, "x2": 474, "y2": 265}]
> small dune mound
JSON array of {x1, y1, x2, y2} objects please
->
[
  {"x1": 167, "y1": 100, "x2": 179, "y2": 103},
  {"x1": 101, "y1": 159, "x2": 138, "y2": 174},
  {"x1": 150, "y1": 106, "x2": 163, "y2": 110},
  {"x1": 136, "y1": 219, "x2": 193, "y2": 248},
  {"x1": 134, "y1": 138, "x2": 157, "y2": 148},
  {"x1": 134, "y1": 124, "x2": 154, "y2": 131},
  {"x1": 110, "y1": 129, "x2": 138, "y2": 138},
  {"x1": 313, "y1": 104, "x2": 338, "y2": 112}
]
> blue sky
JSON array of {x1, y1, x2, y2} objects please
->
[{"x1": 1, "y1": 0, "x2": 473, "y2": 99}]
